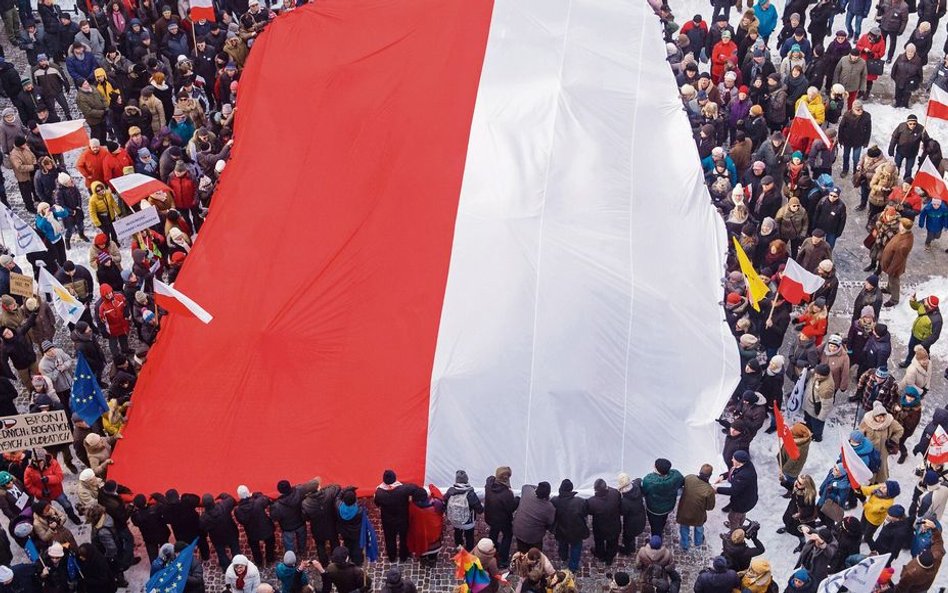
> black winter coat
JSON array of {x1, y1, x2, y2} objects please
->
[
  {"x1": 234, "y1": 493, "x2": 274, "y2": 541},
  {"x1": 199, "y1": 495, "x2": 238, "y2": 544},
  {"x1": 0, "y1": 314, "x2": 35, "y2": 371},
  {"x1": 620, "y1": 481, "x2": 647, "y2": 539},
  {"x1": 301, "y1": 484, "x2": 340, "y2": 541},
  {"x1": 130, "y1": 502, "x2": 170, "y2": 544},
  {"x1": 694, "y1": 566, "x2": 740, "y2": 593},
  {"x1": 374, "y1": 484, "x2": 413, "y2": 529},
  {"x1": 891, "y1": 53, "x2": 923, "y2": 91},
  {"x1": 812, "y1": 197, "x2": 847, "y2": 238},
  {"x1": 270, "y1": 480, "x2": 318, "y2": 532},
  {"x1": 586, "y1": 487, "x2": 622, "y2": 539},
  {"x1": 162, "y1": 491, "x2": 202, "y2": 542},
  {"x1": 870, "y1": 517, "x2": 912, "y2": 559},
  {"x1": 716, "y1": 462, "x2": 758, "y2": 512},
  {"x1": 483, "y1": 476, "x2": 518, "y2": 529},
  {"x1": 838, "y1": 111, "x2": 872, "y2": 147},
  {"x1": 551, "y1": 491, "x2": 589, "y2": 543},
  {"x1": 721, "y1": 536, "x2": 765, "y2": 571}
]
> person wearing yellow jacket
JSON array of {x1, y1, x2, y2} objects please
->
[
  {"x1": 795, "y1": 87, "x2": 826, "y2": 124},
  {"x1": 88, "y1": 181, "x2": 120, "y2": 243},
  {"x1": 860, "y1": 480, "x2": 900, "y2": 542}
]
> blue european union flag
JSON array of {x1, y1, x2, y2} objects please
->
[
  {"x1": 359, "y1": 510, "x2": 378, "y2": 562},
  {"x1": 145, "y1": 539, "x2": 196, "y2": 593},
  {"x1": 70, "y1": 352, "x2": 108, "y2": 425},
  {"x1": 24, "y1": 539, "x2": 38, "y2": 562}
]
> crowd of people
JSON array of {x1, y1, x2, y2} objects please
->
[{"x1": 0, "y1": 0, "x2": 937, "y2": 590}]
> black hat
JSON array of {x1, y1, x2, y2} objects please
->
[
  {"x1": 815, "y1": 363, "x2": 831, "y2": 376},
  {"x1": 382, "y1": 469, "x2": 396, "y2": 485},
  {"x1": 559, "y1": 479, "x2": 573, "y2": 494},
  {"x1": 907, "y1": 114, "x2": 919, "y2": 122},
  {"x1": 655, "y1": 458, "x2": 672, "y2": 474},
  {"x1": 13, "y1": 136, "x2": 25, "y2": 147},
  {"x1": 277, "y1": 480, "x2": 291, "y2": 495},
  {"x1": 535, "y1": 481, "x2": 551, "y2": 499},
  {"x1": 330, "y1": 546, "x2": 349, "y2": 564}
]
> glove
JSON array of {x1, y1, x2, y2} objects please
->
[{"x1": 40, "y1": 476, "x2": 48, "y2": 483}]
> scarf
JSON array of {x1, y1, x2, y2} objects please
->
[
  {"x1": 339, "y1": 502, "x2": 358, "y2": 521},
  {"x1": 863, "y1": 410, "x2": 894, "y2": 431},
  {"x1": 376, "y1": 481, "x2": 403, "y2": 491},
  {"x1": 111, "y1": 11, "x2": 126, "y2": 33},
  {"x1": 235, "y1": 572, "x2": 245, "y2": 590}
]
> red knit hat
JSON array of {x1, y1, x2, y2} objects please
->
[
  {"x1": 94, "y1": 233, "x2": 107, "y2": 247},
  {"x1": 926, "y1": 295, "x2": 940, "y2": 308},
  {"x1": 99, "y1": 284, "x2": 113, "y2": 298},
  {"x1": 878, "y1": 567, "x2": 894, "y2": 584},
  {"x1": 726, "y1": 292, "x2": 742, "y2": 305},
  {"x1": 738, "y1": 85, "x2": 749, "y2": 94}
]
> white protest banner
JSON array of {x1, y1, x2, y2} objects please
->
[
  {"x1": 786, "y1": 367, "x2": 807, "y2": 420},
  {"x1": 0, "y1": 204, "x2": 46, "y2": 254},
  {"x1": 113, "y1": 207, "x2": 160, "y2": 241},
  {"x1": 817, "y1": 554, "x2": 890, "y2": 593},
  {"x1": 0, "y1": 410, "x2": 72, "y2": 453}
]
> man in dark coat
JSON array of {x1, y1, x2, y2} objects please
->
[
  {"x1": 199, "y1": 493, "x2": 239, "y2": 570},
  {"x1": 234, "y1": 486, "x2": 275, "y2": 567},
  {"x1": 483, "y1": 466, "x2": 518, "y2": 568},
  {"x1": 130, "y1": 493, "x2": 170, "y2": 564},
  {"x1": 313, "y1": 546, "x2": 371, "y2": 593},
  {"x1": 694, "y1": 556, "x2": 740, "y2": 593},
  {"x1": 550, "y1": 479, "x2": 588, "y2": 572},
  {"x1": 888, "y1": 114, "x2": 926, "y2": 181},
  {"x1": 721, "y1": 420, "x2": 755, "y2": 470},
  {"x1": 586, "y1": 478, "x2": 622, "y2": 565},
  {"x1": 714, "y1": 450, "x2": 759, "y2": 528},
  {"x1": 270, "y1": 478, "x2": 319, "y2": 556},
  {"x1": 868, "y1": 504, "x2": 912, "y2": 562},
  {"x1": 301, "y1": 482, "x2": 340, "y2": 567},
  {"x1": 162, "y1": 489, "x2": 209, "y2": 561},
  {"x1": 837, "y1": 101, "x2": 872, "y2": 176},
  {"x1": 373, "y1": 470, "x2": 413, "y2": 563},
  {"x1": 619, "y1": 474, "x2": 647, "y2": 555}
]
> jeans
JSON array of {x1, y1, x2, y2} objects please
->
[
  {"x1": 846, "y1": 11, "x2": 864, "y2": 38},
  {"x1": 902, "y1": 336, "x2": 921, "y2": 366},
  {"x1": 212, "y1": 536, "x2": 240, "y2": 570},
  {"x1": 281, "y1": 525, "x2": 308, "y2": 556},
  {"x1": 557, "y1": 540, "x2": 583, "y2": 572},
  {"x1": 488, "y1": 525, "x2": 512, "y2": 567},
  {"x1": 842, "y1": 144, "x2": 862, "y2": 174},
  {"x1": 895, "y1": 150, "x2": 917, "y2": 180},
  {"x1": 885, "y1": 31, "x2": 900, "y2": 60},
  {"x1": 826, "y1": 233, "x2": 838, "y2": 248},
  {"x1": 53, "y1": 492, "x2": 76, "y2": 517},
  {"x1": 679, "y1": 525, "x2": 705, "y2": 551},
  {"x1": 804, "y1": 411, "x2": 826, "y2": 441}
]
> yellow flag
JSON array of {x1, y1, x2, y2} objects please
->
[{"x1": 732, "y1": 236, "x2": 769, "y2": 312}]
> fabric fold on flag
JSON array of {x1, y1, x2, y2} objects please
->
[
  {"x1": 732, "y1": 236, "x2": 769, "y2": 311},
  {"x1": 453, "y1": 547, "x2": 491, "y2": 593},
  {"x1": 910, "y1": 157, "x2": 948, "y2": 202},
  {"x1": 841, "y1": 435, "x2": 874, "y2": 489},
  {"x1": 778, "y1": 258, "x2": 825, "y2": 304},
  {"x1": 145, "y1": 538, "x2": 197, "y2": 593},
  {"x1": 37, "y1": 119, "x2": 89, "y2": 154},
  {"x1": 816, "y1": 553, "x2": 890, "y2": 593},
  {"x1": 1, "y1": 204, "x2": 47, "y2": 254},
  {"x1": 70, "y1": 351, "x2": 109, "y2": 426},
  {"x1": 40, "y1": 268, "x2": 83, "y2": 324},
  {"x1": 154, "y1": 280, "x2": 213, "y2": 324},
  {"x1": 788, "y1": 101, "x2": 833, "y2": 152},
  {"x1": 109, "y1": 173, "x2": 173, "y2": 206},
  {"x1": 785, "y1": 368, "x2": 807, "y2": 420},
  {"x1": 928, "y1": 84, "x2": 948, "y2": 121}
]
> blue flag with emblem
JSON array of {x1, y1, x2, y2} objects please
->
[
  {"x1": 145, "y1": 538, "x2": 196, "y2": 593},
  {"x1": 70, "y1": 352, "x2": 108, "y2": 425},
  {"x1": 24, "y1": 538, "x2": 38, "y2": 562},
  {"x1": 359, "y1": 509, "x2": 378, "y2": 562}
]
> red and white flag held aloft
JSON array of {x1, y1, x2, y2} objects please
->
[
  {"x1": 928, "y1": 84, "x2": 948, "y2": 121},
  {"x1": 927, "y1": 425, "x2": 948, "y2": 464},
  {"x1": 788, "y1": 101, "x2": 833, "y2": 152},
  {"x1": 37, "y1": 120, "x2": 89, "y2": 154},
  {"x1": 778, "y1": 257, "x2": 825, "y2": 305},
  {"x1": 910, "y1": 157, "x2": 948, "y2": 202},
  {"x1": 154, "y1": 280, "x2": 213, "y2": 324},
  {"x1": 109, "y1": 173, "x2": 173, "y2": 206},
  {"x1": 189, "y1": 0, "x2": 215, "y2": 21},
  {"x1": 841, "y1": 435, "x2": 874, "y2": 489}
]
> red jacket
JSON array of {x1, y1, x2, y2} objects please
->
[
  {"x1": 856, "y1": 34, "x2": 886, "y2": 81},
  {"x1": 23, "y1": 457, "x2": 65, "y2": 500},
  {"x1": 76, "y1": 148, "x2": 108, "y2": 189},
  {"x1": 168, "y1": 173, "x2": 197, "y2": 210},
  {"x1": 98, "y1": 293, "x2": 130, "y2": 337},
  {"x1": 102, "y1": 149, "x2": 134, "y2": 184}
]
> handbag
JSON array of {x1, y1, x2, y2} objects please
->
[
  {"x1": 886, "y1": 439, "x2": 899, "y2": 454},
  {"x1": 820, "y1": 499, "x2": 845, "y2": 522},
  {"x1": 863, "y1": 231, "x2": 877, "y2": 249},
  {"x1": 867, "y1": 59, "x2": 885, "y2": 76}
]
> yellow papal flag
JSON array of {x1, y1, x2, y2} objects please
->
[{"x1": 732, "y1": 236, "x2": 769, "y2": 312}]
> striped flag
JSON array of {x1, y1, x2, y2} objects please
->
[
  {"x1": 788, "y1": 101, "x2": 833, "y2": 151},
  {"x1": 841, "y1": 434, "x2": 874, "y2": 489},
  {"x1": 109, "y1": 173, "x2": 172, "y2": 206},
  {"x1": 928, "y1": 84, "x2": 948, "y2": 121},
  {"x1": 154, "y1": 280, "x2": 213, "y2": 324},
  {"x1": 189, "y1": 0, "x2": 215, "y2": 21},
  {"x1": 37, "y1": 119, "x2": 89, "y2": 153},
  {"x1": 778, "y1": 258, "x2": 825, "y2": 305},
  {"x1": 909, "y1": 157, "x2": 948, "y2": 202}
]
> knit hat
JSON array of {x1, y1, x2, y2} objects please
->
[
  {"x1": 79, "y1": 468, "x2": 95, "y2": 482},
  {"x1": 277, "y1": 480, "x2": 292, "y2": 495},
  {"x1": 791, "y1": 568, "x2": 810, "y2": 583},
  {"x1": 382, "y1": 469, "x2": 397, "y2": 485},
  {"x1": 914, "y1": 344, "x2": 929, "y2": 360},
  {"x1": 135, "y1": 291, "x2": 148, "y2": 305},
  {"x1": 750, "y1": 104, "x2": 763, "y2": 116},
  {"x1": 739, "y1": 334, "x2": 758, "y2": 347},
  {"x1": 712, "y1": 556, "x2": 729, "y2": 571},
  {"x1": 594, "y1": 478, "x2": 608, "y2": 493},
  {"x1": 791, "y1": 422, "x2": 809, "y2": 438},
  {"x1": 887, "y1": 504, "x2": 905, "y2": 518},
  {"x1": 918, "y1": 549, "x2": 935, "y2": 568},
  {"x1": 827, "y1": 334, "x2": 843, "y2": 346},
  {"x1": 649, "y1": 535, "x2": 662, "y2": 549},
  {"x1": 926, "y1": 295, "x2": 940, "y2": 308},
  {"x1": 872, "y1": 400, "x2": 888, "y2": 417},
  {"x1": 768, "y1": 355, "x2": 785, "y2": 373},
  {"x1": 386, "y1": 568, "x2": 403, "y2": 585},
  {"x1": 655, "y1": 458, "x2": 672, "y2": 474},
  {"x1": 476, "y1": 538, "x2": 495, "y2": 554},
  {"x1": 455, "y1": 469, "x2": 469, "y2": 484},
  {"x1": 495, "y1": 466, "x2": 512, "y2": 486},
  {"x1": 924, "y1": 469, "x2": 940, "y2": 486},
  {"x1": 818, "y1": 259, "x2": 834, "y2": 272},
  {"x1": 850, "y1": 430, "x2": 867, "y2": 444},
  {"x1": 731, "y1": 529, "x2": 746, "y2": 544},
  {"x1": 237, "y1": 485, "x2": 251, "y2": 499},
  {"x1": 884, "y1": 480, "x2": 901, "y2": 497},
  {"x1": 48, "y1": 542, "x2": 64, "y2": 558},
  {"x1": 331, "y1": 546, "x2": 348, "y2": 564},
  {"x1": 559, "y1": 479, "x2": 574, "y2": 495},
  {"x1": 733, "y1": 450, "x2": 750, "y2": 463},
  {"x1": 875, "y1": 366, "x2": 889, "y2": 378},
  {"x1": 878, "y1": 567, "x2": 895, "y2": 584},
  {"x1": 617, "y1": 472, "x2": 631, "y2": 491},
  {"x1": 283, "y1": 551, "x2": 296, "y2": 566}
]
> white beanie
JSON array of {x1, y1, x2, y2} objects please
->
[
  {"x1": 215, "y1": 160, "x2": 226, "y2": 173},
  {"x1": 79, "y1": 468, "x2": 95, "y2": 482},
  {"x1": 57, "y1": 172, "x2": 71, "y2": 185},
  {"x1": 237, "y1": 485, "x2": 251, "y2": 499},
  {"x1": 0, "y1": 565, "x2": 12, "y2": 583}
]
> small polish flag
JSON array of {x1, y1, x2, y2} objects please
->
[
  {"x1": 927, "y1": 425, "x2": 948, "y2": 464},
  {"x1": 777, "y1": 257, "x2": 825, "y2": 305},
  {"x1": 37, "y1": 119, "x2": 89, "y2": 154},
  {"x1": 909, "y1": 157, "x2": 948, "y2": 201},
  {"x1": 787, "y1": 101, "x2": 833, "y2": 153},
  {"x1": 109, "y1": 173, "x2": 172, "y2": 206},
  {"x1": 189, "y1": 0, "x2": 216, "y2": 21},
  {"x1": 154, "y1": 280, "x2": 213, "y2": 324},
  {"x1": 928, "y1": 84, "x2": 948, "y2": 121},
  {"x1": 841, "y1": 435, "x2": 874, "y2": 489}
]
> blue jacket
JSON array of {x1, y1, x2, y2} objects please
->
[
  {"x1": 65, "y1": 50, "x2": 98, "y2": 85},
  {"x1": 34, "y1": 208, "x2": 67, "y2": 243},
  {"x1": 275, "y1": 562, "x2": 309, "y2": 593},
  {"x1": 919, "y1": 201, "x2": 948, "y2": 234},
  {"x1": 780, "y1": 36, "x2": 813, "y2": 60},
  {"x1": 817, "y1": 470, "x2": 851, "y2": 506},
  {"x1": 701, "y1": 154, "x2": 738, "y2": 185},
  {"x1": 848, "y1": 0, "x2": 873, "y2": 17},
  {"x1": 754, "y1": 2, "x2": 779, "y2": 38}
]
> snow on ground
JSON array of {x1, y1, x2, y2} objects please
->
[{"x1": 883, "y1": 277, "x2": 948, "y2": 359}]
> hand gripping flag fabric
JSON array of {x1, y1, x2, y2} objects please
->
[
  {"x1": 70, "y1": 351, "x2": 109, "y2": 426},
  {"x1": 111, "y1": 0, "x2": 740, "y2": 495}
]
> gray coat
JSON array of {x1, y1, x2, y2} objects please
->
[
  {"x1": 834, "y1": 57, "x2": 868, "y2": 92},
  {"x1": 512, "y1": 485, "x2": 555, "y2": 545},
  {"x1": 75, "y1": 28, "x2": 108, "y2": 60}
]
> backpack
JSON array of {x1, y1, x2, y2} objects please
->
[
  {"x1": 446, "y1": 490, "x2": 472, "y2": 528},
  {"x1": 867, "y1": 448, "x2": 882, "y2": 473},
  {"x1": 640, "y1": 564, "x2": 673, "y2": 593}
]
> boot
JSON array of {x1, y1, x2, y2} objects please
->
[
  {"x1": 855, "y1": 204, "x2": 867, "y2": 211},
  {"x1": 863, "y1": 263, "x2": 875, "y2": 272},
  {"x1": 898, "y1": 451, "x2": 908, "y2": 464},
  {"x1": 67, "y1": 510, "x2": 82, "y2": 525}
]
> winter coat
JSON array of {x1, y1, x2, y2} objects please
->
[
  {"x1": 890, "y1": 122, "x2": 926, "y2": 156},
  {"x1": 721, "y1": 537, "x2": 765, "y2": 572},
  {"x1": 374, "y1": 483, "x2": 412, "y2": 530},
  {"x1": 443, "y1": 483, "x2": 482, "y2": 530},
  {"x1": 895, "y1": 529, "x2": 943, "y2": 592},
  {"x1": 234, "y1": 493, "x2": 274, "y2": 541},
  {"x1": 716, "y1": 462, "x2": 758, "y2": 513},
  {"x1": 483, "y1": 476, "x2": 518, "y2": 530},
  {"x1": 75, "y1": 88, "x2": 108, "y2": 125},
  {"x1": 871, "y1": 517, "x2": 913, "y2": 558},
  {"x1": 23, "y1": 457, "x2": 64, "y2": 500},
  {"x1": 880, "y1": 0, "x2": 910, "y2": 33},
  {"x1": 797, "y1": 238, "x2": 832, "y2": 273},
  {"x1": 200, "y1": 495, "x2": 239, "y2": 545},
  {"x1": 619, "y1": 481, "x2": 647, "y2": 539},
  {"x1": 796, "y1": 540, "x2": 838, "y2": 583},
  {"x1": 223, "y1": 557, "x2": 261, "y2": 593},
  {"x1": 71, "y1": 329, "x2": 106, "y2": 377},
  {"x1": 635, "y1": 545, "x2": 675, "y2": 570},
  {"x1": 162, "y1": 491, "x2": 202, "y2": 542},
  {"x1": 838, "y1": 110, "x2": 872, "y2": 148},
  {"x1": 270, "y1": 479, "x2": 318, "y2": 532},
  {"x1": 301, "y1": 484, "x2": 340, "y2": 541},
  {"x1": 551, "y1": 491, "x2": 589, "y2": 543},
  {"x1": 907, "y1": 298, "x2": 943, "y2": 348},
  {"x1": 880, "y1": 230, "x2": 914, "y2": 276},
  {"x1": 919, "y1": 200, "x2": 948, "y2": 234},
  {"x1": 675, "y1": 474, "x2": 715, "y2": 526},
  {"x1": 324, "y1": 560, "x2": 371, "y2": 593},
  {"x1": 96, "y1": 293, "x2": 128, "y2": 337},
  {"x1": 820, "y1": 346, "x2": 851, "y2": 391},
  {"x1": 892, "y1": 52, "x2": 923, "y2": 91},
  {"x1": 130, "y1": 500, "x2": 170, "y2": 544},
  {"x1": 87, "y1": 182, "x2": 120, "y2": 226},
  {"x1": 512, "y1": 485, "x2": 555, "y2": 545},
  {"x1": 8, "y1": 146, "x2": 36, "y2": 184},
  {"x1": 695, "y1": 565, "x2": 740, "y2": 593},
  {"x1": 860, "y1": 413, "x2": 904, "y2": 482},
  {"x1": 775, "y1": 203, "x2": 809, "y2": 241},
  {"x1": 779, "y1": 424, "x2": 812, "y2": 478},
  {"x1": 859, "y1": 484, "x2": 898, "y2": 525},
  {"x1": 812, "y1": 197, "x2": 847, "y2": 237},
  {"x1": 833, "y1": 57, "x2": 868, "y2": 93},
  {"x1": 641, "y1": 470, "x2": 684, "y2": 515},
  {"x1": 899, "y1": 358, "x2": 932, "y2": 393},
  {"x1": 802, "y1": 371, "x2": 836, "y2": 421},
  {"x1": 586, "y1": 486, "x2": 622, "y2": 539}
]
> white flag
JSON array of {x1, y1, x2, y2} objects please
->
[
  {"x1": 0, "y1": 204, "x2": 46, "y2": 255},
  {"x1": 785, "y1": 367, "x2": 807, "y2": 420},
  {"x1": 927, "y1": 425, "x2": 948, "y2": 464},
  {"x1": 39, "y1": 268, "x2": 84, "y2": 325},
  {"x1": 817, "y1": 554, "x2": 890, "y2": 593}
]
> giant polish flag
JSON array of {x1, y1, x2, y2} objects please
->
[
  {"x1": 928, "y1": 84, "x2": 948, "y2": 121},
  {"x1": 37, "y1": 120, "x2": 89, "y2": 154},
  {"x1": 109, "y1": 173, "x2": 172, "y2": 206},
  {"x1": 110, "y1": 0, "x2": 740, "y2": 495}
]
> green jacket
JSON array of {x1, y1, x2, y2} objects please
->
[
  {"x1": 75, "y1": 88, "x2": 107, "y2": 125},
  {"x1": 641, "y1": 469, "x2": 684, "y2": 515},
  {"x1": 910, "y1": 298, "x2": 934, "y2": 341}
]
